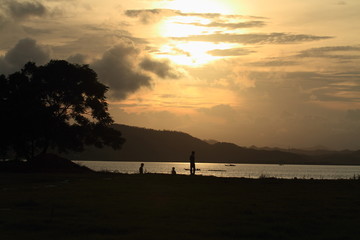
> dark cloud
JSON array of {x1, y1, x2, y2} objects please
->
[
  {"x1": 91, "y1": 41, "x2": 152, "y2": 100},
  {"x1": 172, "y1": 32, "x2": 333, "y2": 45},
  {"x1": 92, "y1": 40, "x2": 180, "y2": 100},
  {"x1": 125, "y1": 9, "x2": 175, "y2": 17},
  {"x1": 248, "y1": 46, "x2": 360, "y2": 67},
  {"x1": 155, "y1": 47, "x2": 191, "y2": 57},
  {"x1": 247, "y1": 59, "x2": 297, "y2": 67},
  {"x1": 297, "y1": 46, "x2": 360, "y2": 59},
  {"x1": 181, "y1": 12, "x2": 221, "y2": 18},
  {"x1": 0, "y1": 59, "x2": 11, "y2": 75},
  {"x1": 124, "y1": 8, "x2": 265, "y2": 24},
  {"x1": 140, "y1": 57, "x2": 181, "y2": 79},
  {"x1": 179, "y1": 20, "x2": 266, "y2": 29},
  {"x1": 22, "y1": 25, "x2": 53, "y2": 35},
  {"x1": 0, "y1": 14, "x2": 6, "y2": 28},
  {"x1": 124, "y1": 9, "x2": 223, "y2": 20},
  {"x1": 177, "y1": 12, "x2": 265, "y2": 19},
  {"x1": 52, "y1": 32, "x2": 148, "y2": 60},
  {"x1": 4, "y1": 38, "x2": 50, "y2": 65},
  {"x1": 124, "y1": 9, "x2": 178, "y2": 24},
  {"x1": 3, "y1": 0, "x2": 47, "y2": 20},
  {"x1": 207, "y1": 48, "x2": 255, "y2": 57},
  {"x1": 0, "y1": 38, "x2": 51, "y2": 75}
]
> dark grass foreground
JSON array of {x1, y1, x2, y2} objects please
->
[{"x1": 1, "y1": 172, "x2": 360, "y2": 240}]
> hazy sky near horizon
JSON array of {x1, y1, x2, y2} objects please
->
[{"x1": 1, "y1": 0, "x2": 360, "y2": 150}]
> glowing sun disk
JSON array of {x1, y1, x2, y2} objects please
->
[{"x1": 157, "y1": 42, "x2": 235, "y2": 66}]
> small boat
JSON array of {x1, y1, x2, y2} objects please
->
[{"x1": 225, "y1": 164, "x2": 236, "y2": 167}]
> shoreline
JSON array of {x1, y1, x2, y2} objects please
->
[
  {"x1": 73, "y1": 159, "x2": 360, "y2": 166},
  {"x1": 3, "y1": 170, "x2": 360, "y2": 181}
]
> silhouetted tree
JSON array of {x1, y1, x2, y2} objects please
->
[
  {"x1": 0, "y1": 74, "x2": 10, "y2": 159},
  {"x1": 0, "y1": 60, "x2": 125, "y2": 160}
]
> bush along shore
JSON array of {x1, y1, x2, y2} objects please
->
[{"x1": 0, "y1": 153, "x2": 92, "y2": 173}]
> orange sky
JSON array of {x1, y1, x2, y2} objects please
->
[{"x1": 0, "y1": 0, "x2": 360, "y2": 149}]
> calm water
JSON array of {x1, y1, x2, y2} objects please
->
[{"x1": 74, "y1": 161, "x2": 360, "y2": 179}]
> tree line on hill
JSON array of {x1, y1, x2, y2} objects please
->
[{"x1": 64, "y1": 124, "x2": 360, "y2": 165}]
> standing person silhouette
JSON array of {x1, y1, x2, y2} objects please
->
[
  {"x1": 139, "y1": 163, "x2": 144, "y2": 174},
  {"x1": 190, "y1": 151, "x2": 196, "y2": 175}
]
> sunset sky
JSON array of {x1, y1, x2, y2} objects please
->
[{"x1": 1, "y1": 0, "x2": 360, "y2": 150}]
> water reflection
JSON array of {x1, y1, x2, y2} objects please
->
[{"x1": 74, "y1": 161, "x2": 360, "y2": 180}]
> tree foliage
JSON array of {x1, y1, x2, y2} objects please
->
[{"x1": 0, "y1": 60, "x2": 125, "y2": 160}]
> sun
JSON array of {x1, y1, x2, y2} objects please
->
[
  {"x1": 153, "y1": 0, "x2": 236, "y2": 66},
  {"x1": 157, "y1": 41, "x2": 234, "y2": 66},
  {"x1": 156, "y1": 20, "x2": 236, "y2": 66}
]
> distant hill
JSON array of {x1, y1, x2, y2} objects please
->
[{"x1": 64, "y1": 124, "x2": 360, "y2": 165}]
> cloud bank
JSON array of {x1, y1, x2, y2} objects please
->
[
  {"x1": 92, "y1": 42, "x2": 152, "y2": 100},
  {"x1": 172, "y1": 33, "x2": 333, "y2": 44},
  {"x1": 1, "y1": 0, "x2": 48, "y2": 21},
  {"x1": 297, "y1": 46, "x2": 360, "y2": 59},
  {"x1": 91, "y1": 40, "x2": 181, "y2": 100},
  {"x1": 124, "y1": 8, "x2": 265, "y2": 24},
  {"x1": 0, "y1": 38, "x2": 51, "y2": 75},
  {"x1": 179, "y1": 20, "x2": 267, "y2": 29},
  {"x1": 207, "y1": 48, "x2": 255, "y2": 57}
]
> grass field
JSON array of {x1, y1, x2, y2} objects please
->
[{"x1": 1, "y1": 172, "x2": 360, "y2": 240}]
